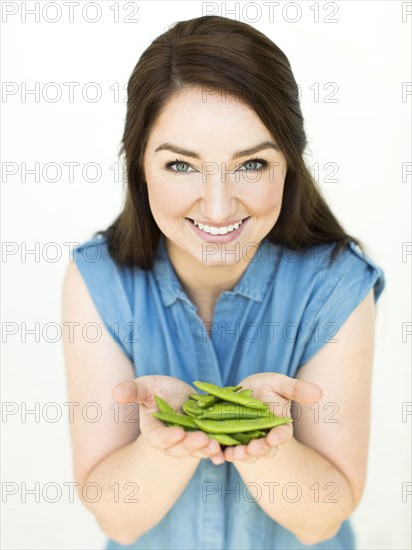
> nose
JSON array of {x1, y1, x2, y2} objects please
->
[{"x1": 200, "y1": 169, "x2": 236, "y2": 222}]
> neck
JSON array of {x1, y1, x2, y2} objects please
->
[{"x1": 165, "y1": 239, "x2": 254, "y2": 309}]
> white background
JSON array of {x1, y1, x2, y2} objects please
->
[{"x1": 1, "y1": 0, "x2": 411, "y2": 548}]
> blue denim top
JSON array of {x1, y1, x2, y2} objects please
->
[{"x1": 73, "y1": 234, "x2": 385, "y2": 550}]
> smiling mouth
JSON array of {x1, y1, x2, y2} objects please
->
[{"x1": 186, "y1": 217, "x2": 250, "y2": 235}]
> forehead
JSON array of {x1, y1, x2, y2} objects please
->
[{"x1": 146, "y1": 86, "x2": 272, "y2": 150}]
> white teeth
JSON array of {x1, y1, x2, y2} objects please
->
[{"x1": 190, "y1": 218, "x2": 245, "y2": 235}]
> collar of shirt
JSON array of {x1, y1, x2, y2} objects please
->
[{"x1": 152, "y1": 234, "x2": 279, "y2": 309}]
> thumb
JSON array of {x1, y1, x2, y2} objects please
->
[
  {"x1": 275, "y1": 374, "x2": 323, "y2": 404},
  {"x1": 112, "y1": 379, "x2": 151, "y2": 404}
]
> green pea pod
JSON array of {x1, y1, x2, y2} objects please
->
[
  {"x1": 237, "y1": 389, "x2": 253, "y2": 398},
  {"x1": 189, "y1": 394, "x2": 201, "y2": 401},
  {"x1": 232, "y1": 431, "x2": 267, "y2": 444},
  {"x1": 208, "y1": 433, "x2": 241, "y2": 446},
  {"x1": 197, "y1": 385, "x2": 241, "y2": 409},
  {"x1": 199, "y1": 402, "x2": 269, "y2": 420},
  {"x1": 182, "y1": 399, "x2": 204, "y2": 417},
  {"x1": 153, "y1": 411, "x2": 199, "y2": 430},
  {"x1": 226, "y1": 385, "x2": 242, "y2": 392},
  {"x1": 193, "y1": 414, "x2": 292, "y2": 434},
  {"x1": 154, "y1": 395, "x2": 175, "y2": 413},
  {"x1": 193, "y1": 381, "x2": 268, "y2": 411},
  {"x1": 197, "y1": 395, "x2": 218, "y2": 409}
]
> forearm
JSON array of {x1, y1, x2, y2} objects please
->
[
  {"x1": 234, "y1": 437, "x2": 356, "y2": 545},
  {"x1": 79, "y1": 435, "x2": 200, "y2": 545}
]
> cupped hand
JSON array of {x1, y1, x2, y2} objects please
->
[
  {"x1": 223, "y1": 373, "x2": 322, "y2": 464},
  {"x1": 112, "y1": 375, "x2": 225, "y2": 465}
]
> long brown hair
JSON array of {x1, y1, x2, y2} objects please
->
[{"x1": 97, "y1": 15, "x2": 362, "y2": 269}]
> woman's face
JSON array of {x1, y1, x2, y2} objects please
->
[{"x1": 142, "y1": 86, "x2": 287, "y2": 267}]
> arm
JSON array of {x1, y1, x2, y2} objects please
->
[
  {"x1": 61, "y1": 262, "x2": 222, "y2": 545},
  {"x1": 225, "y1": 289, "x2": 376, "y2": 545}
]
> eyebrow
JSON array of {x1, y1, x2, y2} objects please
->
[{"x1": 154, "y1": 140, "x2": 280, "y2": 159}]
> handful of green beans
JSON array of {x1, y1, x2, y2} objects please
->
[{"x1": 153, "y1": 380, "x2": 292, "y2": 447}]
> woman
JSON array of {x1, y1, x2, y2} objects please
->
[{"x1": 62, "y1": 15, "x2": 385, "y2": 550}]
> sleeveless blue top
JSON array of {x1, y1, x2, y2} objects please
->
[{"x1": 73, "y1": 233, "x2": 385, "y2": 550}]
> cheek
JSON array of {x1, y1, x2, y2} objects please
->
[
  {"x1": 251, "y1": 177, "x2": 285, "y2": 215},
  {"x1": 146, "y1": 178, "x2": 193, "y2": 219}
]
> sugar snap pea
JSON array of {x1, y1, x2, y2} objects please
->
[
  {"x1": 193, "y1": 381, "x2": 268, "y2": 411},
  {"x1": 189, "y1": 393, "x2": 201, "y2": 401},
  {"x1": 199, "y1": 402, "x2": 269, "y2": 420},
  {"x1": 197, "y1": 385, "x2": 242, "y2": 408},
  {"x1": 154, "y1": 395, "x2": 175, "y2": 413},
  {"x1": 193, "y1": 414, "x2": 292, "y2": 434},
  {"x1": 153, "y1": 411, "x2": 199, "y2": 430},
  {"x1": 232, "y1": 431, "x2": 267, "y2": 444},
  {"x1": 152, "y1": 381, "x2": 288, "y2": 446},
  {"x1": 197, "y1": 395, "x2": 218, "y2": 408},
  {"x1": 237, "y1": 389, "x2": 253, "y2": 398},
  {"x1": 182, "y1": 399, "x2": 204, "y2": 417},
  {"x1": 208, "y1": 433, "x2": 241, "y2": 446}
]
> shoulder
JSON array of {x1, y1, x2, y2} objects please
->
[
  {"x1": 272, "y1": 240, "x2": 385, "y2": 304},
  {"x1": 64, "y1": 234, "x2": 144, "y2": 362},
  {"x1": 72, "y1": 234, "x2": 141, "y2": 311},
  {"x1": 312, "y1": 241, "x2": 385, "y2": 304},
  {"x1": 72, "y1": 234, "x2": 115, "y2": 270},
  {"x1": 280, "y1": 240, "x2": 386, "y2": 370}
]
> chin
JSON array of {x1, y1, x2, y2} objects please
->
[{"x1": 195, "y1": 242, "x2": 245, "y2": 266}]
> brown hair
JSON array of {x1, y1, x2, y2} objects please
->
[{"x1": 97, "y1": 15, "x2": 362, "y2": 269}]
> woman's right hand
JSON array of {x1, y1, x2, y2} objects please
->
[{"x1": 112, "y1": 375, "x2": 225, "y2": 465}]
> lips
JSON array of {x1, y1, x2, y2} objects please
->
[
  {"x1": 188, "y1": 218, "x2": 248, "y2": 235},
  {"x1": 186, "y1": 216, "x2": 250, "y2": 243}
]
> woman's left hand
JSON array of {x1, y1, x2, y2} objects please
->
[{"x1": 223, "y1": 372, "x2": 322, "y2": 464}]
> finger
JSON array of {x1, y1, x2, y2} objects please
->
[
  {"x1": 112, "y1": 379, "x2": 151, "y2": 405},
  {"x1": 191, "y1": 438, "x2": 222, "y2": 458},
  {"x1": 246, "y1": 438, "x2": 270, "y2": 457},
  {"x1": 165, "y1": 432, "x2": 215, "y2": 458},
  {"x1": 266, "y1": 423, "x2": 293, "y2": 447},
  {"x1": 209, "y1": 451, "x2": 226, "y2": 465},
  {"x1": 145, "y1": 423, "x2": 186, "y2": 450},
  {"x1": 225, "y1": 446, "x2": 258, "y2": 464},
  {"x1": 230, "y1": 444, "x2": 248, "y2": 461},
  {"x1": 223, "y1": 446, "x2": 236, "y2": 462},
  {"x1": 275, "y1": 375, "x2": 322, "y2": 404}
]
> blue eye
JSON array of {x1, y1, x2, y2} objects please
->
[
  {"x1": 164, "y1": 157, "x2": 269, "y2": 174},
  {"x1": 238, "y1": 158, "x2": 268, "y2": 171},
  {"x1": 164, "y1": 159, "x2": 195, "y2": 173}
]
